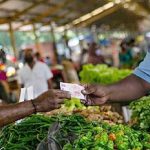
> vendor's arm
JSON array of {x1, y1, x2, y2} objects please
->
[
  {"x1": 82, "y1": 52, "x2": 150, "y2": 105},
  {"x1": 47, "y1": 78, "x2": 52, "y2": 89},
  {"x1": 0, "y1": 90, "x2": 70, "y2": 127}
]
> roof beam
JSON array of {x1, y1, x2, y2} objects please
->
[
  {"x1": 14, "y1": 14, "x2": 65, "y2": 31},
  {"x1": 75, "y1": 4, "x2": 122, "y2": 28},
  {"x1": 0, "y1": 0, "x2": 47, "y2": 24},
  {"x1": 0, "y1": 0, "x2": 10, "y2": 23},
  {"x1": 0, "y1": 18, "x2": 10, "y2": 24},
  {"x1": 11, "y1": 0, "x2": 47, "y2": 21},
  {"x1": 31, "y1": 0, "x2": 70, "y2": 23},
  {"x1": 124, "y1": 1, "x2": 149, "y2": 17},
  {"x1": 0, "y1": 0, "x2": 8, "y2": 4},
  {"x1": 14, "y1": 0, "x2": 70, "y2": 30}
]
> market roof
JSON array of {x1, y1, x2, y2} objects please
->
[{"x1": 0, "y1": 0, "x2": 149, "y2": 31}]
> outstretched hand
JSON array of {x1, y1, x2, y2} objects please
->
[
  {"x1": 33, "y1": 90, "x2": 71, "y2": 112},
  {"x1": 82, "y1": 84, "x2": 110, "y2": 106}
]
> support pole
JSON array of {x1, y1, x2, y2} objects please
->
[
  {"x1": 8, "y1": 22, "x2": 17, "y2": 57},
  {"x1": 50, "y1": 23, "x2": 58, "y2": 63},
  {"x1": 32, "y1": 24, "x2": 40, "y2": 52}
]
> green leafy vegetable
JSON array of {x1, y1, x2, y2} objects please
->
[
  {"x1": 80, "y1": 64, "x2": 132, "y2": 84},
  {"x1": 129, "y1": 96, "x2": 150, "y2": 132},
  {"x1": 1, "y1": 114, "x2": 150, "y2": 150}
]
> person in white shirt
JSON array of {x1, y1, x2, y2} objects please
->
[{"x1": 18, "y1": 49, "x2": 53, "y2": 98}]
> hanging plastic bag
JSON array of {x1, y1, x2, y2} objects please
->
[{"x1": 37, "y1": 122, "x2": 62, "y2": 150}]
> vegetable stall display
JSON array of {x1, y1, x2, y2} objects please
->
[
  {"x1": 80, "y1": 64, "x2": 132, "y2": 84},
  {"x1": 1, "y1": 64, "x2": 149, "y2": 150},
  {"x1": 1, "y1": 114, "x2": 150, "y2": 150},
  {"x1": 129, "y1": 96, "x2": 150, "y2": 132},
  {"x1": 48, "y1": 98, "x2": 124, "y2": 124}
]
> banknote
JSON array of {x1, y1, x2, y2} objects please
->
[{"x1": 60, "y1": 82, "x2": 85, "y2": 99}]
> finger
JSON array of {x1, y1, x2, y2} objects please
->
[
  {"x1": 82, "y1": 85, "x2": 96, "y2": 95},
  {"x1": 54, "y1": 90, "x2": 71, "y2": 99},
  {"x1": 91, "y1": 96, "x2": 109, "y2": 105},
  {"x1": 81, "y1": 83, "x2": 90, "y2": 88},
  {"x1": 80, "y1": 83, "x2": 88, "y2": 87},
  {"x1": 54, "y1": 104, "x2": 61, "y2": 109},
  {"x1": 80, "y1": 99, "x2": 88, "y2": 105},
  {"x1": 97, "y1": 96, "x2": 109, "y2": 105},
  {"x1": 55, "y1": 98, "x2": 65, "y2": 104},
  {"x1": 80, "y1": 95, "x2": 92, "y2": 106},
  {"x1": 84, "y1": 95, "x2": 108, "y2": 106}
]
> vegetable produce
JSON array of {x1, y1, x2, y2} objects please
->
[
  {"x1": 0, "y1": 114, "x2": 56, "y2": 150},
  {"x1": 1, "y1": 114, "x2": 150, "y2": 150},
  {"x1": 129, "y1": 96, "x2": 150, "y2": 132},
  {"x1": 80, "y1": 64, "x2": 132, "y2": 84},
  {"x1": 48, "y1": 101, "x2": 123, "y2": 124}
]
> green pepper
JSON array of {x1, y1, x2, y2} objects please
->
[
  {"x1": 63, "y1": 143, "x2": 73, "y2": 150},
  {"x1": 107, "y1": 140, "x2": 114, "y2": 150},
  {"x1": 93, "y1": 127, "x2": 103, "y2": 133},
  {"x1": 95, "y1": 132, "x2": 108, "y2": 146},
  {"x1": 143, "y1": 142, "x2": 150, "y2": 149}
]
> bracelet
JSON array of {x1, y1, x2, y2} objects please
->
[{"x1": 31, "y1": 100, "x2": 37, "y2": 114}]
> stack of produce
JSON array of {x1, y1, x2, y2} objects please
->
[
  {"x1": 47, "y1": 98, "x2": 123, "y2": 124},
  {"x1": 129, "y1": 96, "x2": 150, "y2": 132},
  {"x1": 1, "y1": 114, "x2": 150, "y2": 150},
  {"x1": 80, "y1": 64, "x2": 132, "y2": 84},
  {"x1": 0, "y1": 115, "x2": 55, "y2": 150}
]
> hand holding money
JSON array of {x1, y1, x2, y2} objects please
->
[
  {"x1": 60, "y1": 82, "x2": 85, "y2": 100},
  {"x1": 60, "y1": 82, "x2": 109, "y2": 106}
]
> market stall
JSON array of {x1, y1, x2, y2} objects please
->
[
  {"x1": 0, "y1": 64, "x2": 150, "y2": 150},
  {"x1": 0, "y1": 0, "x2": 150, "y2": 150},
  {"x1": 1, "y1": 98, "x2": 150, "y2": 150}
]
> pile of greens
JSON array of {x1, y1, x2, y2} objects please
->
[
  {"x1": 129, "y1": 96, "x2": 150, "y2": 132},
  {"x1": 63, "y1": 98, "x2": 86, "y2": 111},
  {"x1": 0, "y1": 115, "x2": 56, "y2": 150},
  {"x1": 1, "y1": 114, "x2": 150, "y2": 150},
  {"x1": 80, "y1": 64, "x2": 132, "y2": 84}
]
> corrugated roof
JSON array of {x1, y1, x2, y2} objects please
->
[{"x1": 0, "y1": 0, "x2": 148, "y2": 31}]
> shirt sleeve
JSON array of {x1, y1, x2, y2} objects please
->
[
  {"x1": 44, "y1": 64, "x2": 53, "y2": 80},
  {"x1": 134, "y1": 52, "x2": 150, "y2": 83}
]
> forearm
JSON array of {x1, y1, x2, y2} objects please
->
[
  {"x1": 107, "y1": 74, "x2": 150, "y2": 102},
  {"x1": 47, "y1": 79, "x2": 52, "y2": 89},
  {"x1": 0, "y1": 101, "x2": 34, "y2": 127}
]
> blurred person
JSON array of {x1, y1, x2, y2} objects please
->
[
  {"x1": 35, "y1": 52, "x2": 44, "y2": 62},
  {"x1": 0, "y1": 50, "x2": 9, "y2": 102},
  {"x1": 0, "y1": 48, "x2": 6, "y2": 64},
  {"x1": 0, "y1": 89, "x2": 70, "y2": 127},
  {"x1": 119, "y1": 41, "x2": 133, "y2": 68},
  {"x1": 80, "y1": 48, "x2": 88, "y2": 67},
  {"x1": 0, "y1": 49, "x2": 7, "y2": 81},
  {"x1": 88, "y1": 42, "x2": 105, "y2": 65},
  {"x1": 18, "y1": 49, "x2": 53, "y2": 98},
  {"x1": 0, "y1": 64, "x2": 7, "y2": 81},
  {"x1": 111, "y1": 40, "x2": 119, "y2": 67},
  {"x1": 45, "y1": 56, "x2": 52, "y2": 67}
]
